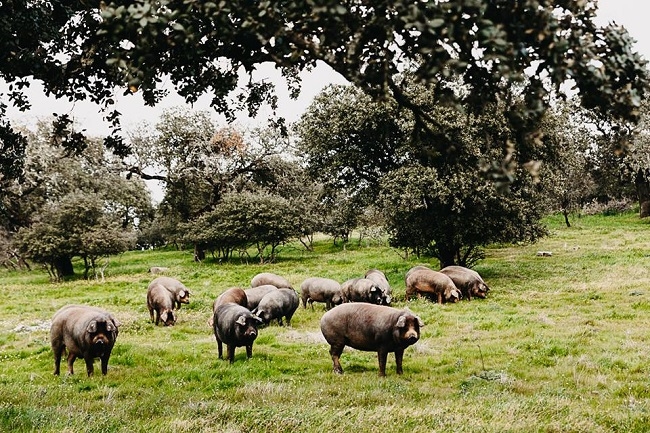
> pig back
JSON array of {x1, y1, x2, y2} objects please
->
[
  {"x1": 244, "y1": 285, "x2": 278, "y2": 310},
  {"x1": 214, "y1": 287, "x2": 248, "y2": 313},
  {"x1": 250, "y1": 272, "x2": 293, "y2": 289}
]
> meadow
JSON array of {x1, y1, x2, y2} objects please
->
[{"x1": 2, "y1": 212, "x2": 650, "y2": 432}]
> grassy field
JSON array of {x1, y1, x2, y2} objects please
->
[{"x1": 2, "y1": 212, "x2": 650, "y2": 432}]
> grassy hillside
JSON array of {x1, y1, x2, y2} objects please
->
[{"x1": 2, "y1": 212, "x2": 650, "y2": 432}]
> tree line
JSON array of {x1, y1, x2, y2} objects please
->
[{"x1": 2, "y1": 82, "x2": 649, "y2": 280}]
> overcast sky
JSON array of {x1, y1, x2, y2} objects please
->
[{"x1": 3, "y1": 0, "x2": 650, "y2": 136}]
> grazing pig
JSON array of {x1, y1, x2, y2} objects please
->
[
  {"x1": 440, "y1": 265, "x2": 490, "y2": 300},
  {"x1": 147, "y1": 283, "x2": 176, "y2": 326},
  {"x1": 320, "y1": 303, "x2": 424, "y2": 376},
  {"x1": 213, "y1": 303, "x2": 263, "y2": 363},
  {"x1": 148, "y1": 276, "x2": 191, "y2": 309},
  {"x1": 250, "y1": 272, "x2": 293, "y2": 289},
  {"x1": 244, "y1": 284, "x2": 278, "y2": 310},
  {"x1": 50, "y1": 305, "x2": 120, "y2": 376},
  {"x1": 364, "y1": 269, "x2": 392, "y2": 305},
  {"x1": 253, "y1": 288, "x2": 300, "y2": 326},
  {"x1": 405, "y1": 267, "x2": 461, "y2": 304},
  {"x1": 300, "y1": 277, "x2": 344, "y2": 310},
  {"x1": 340, "y1": 278, "x2": 385, "y2": 305}
]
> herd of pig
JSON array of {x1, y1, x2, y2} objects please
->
[{"x1": 49, "y1": 265, "x2": 490, "y2": 378}]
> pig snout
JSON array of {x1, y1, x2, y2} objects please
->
[
  {"x1": 404, "y1": 329, "x2": 419, "y2": 344},
  {"x1": 245, "y1": 327, "x2": 257, "y2": 338}
]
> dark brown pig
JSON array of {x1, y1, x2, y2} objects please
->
[
  {"x1": 50, "y1": 305, "x2": 120, "y2": 376},
  {"x1": 253, "y1": 288, "x2": 300, "y2": 326},
  {"x1": 213, "y1": 303, "x2": 263, "y2": 363},
  {"x1": 208, "y1": 287, "x2": 249, "y2": 327},
  {"x1": 244, "y1": 284, "x2": 278, "y2": 310},
  {"x1": 320, "y1": 303, "x2": 424, "y2": 376},
  {"x1": 148, "y1": 276, "x2": 191, "y2": 309},
  {"x1": 405, "y1": 267, "x2": 461, "y2": 304},
  {"x1": 300, "y1": 277, "x2": 343, "y2": 310},
  {"x1": 340, "y1": 278, "x2": 385, "y2": 304},
  {"x1": 250, "y1": 272, "x2": 293, "y2": 289},
  {"x1": 440, "y1": 265, "x2": 490, "y2": 300},
  {"x1": 147, "y1": 283, "x2": 176, "y2": 326}
]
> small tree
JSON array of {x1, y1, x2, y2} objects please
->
[{"x1": 380, "y1": 164, "x2": 547, "y2": 268}]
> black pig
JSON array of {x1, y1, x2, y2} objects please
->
[
  {"x1": 213, "y1": 303, "x2": 263, "y2": 363},
  {"x1": 50, "y1": 305, "x2": 120, "y2": 376},
  {"x1": 320, "y1": 303, "x2": 424, "y2": 376}
]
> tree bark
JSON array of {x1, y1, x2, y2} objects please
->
[{"x1": 636, "y1": 169, "x2": 650, "y2": 218}]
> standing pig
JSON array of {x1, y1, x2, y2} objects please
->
[
  {"x1": 253, "y1": 288, "x2": 300, "y2": 326},
  {"x1": 148, "y1": 276, "x2": 191, "y2": 309},
  {"x1": 405, "y1": 267, "x2": 461, "y2": 304},
  {"x1": 300, "y1": 277, "x2": 344, "y2": 310},
  {"x1": 340, "y1": 278, "x2": 385, "y2": 305},
  {"x1": 213, "y1": 303, "x2": 263, "y2": 363},
  {"x1": 244, "y1": 284, "x2": 278, "y2": 310},
  {"x1": 320, "y1": 303, "x2": 424, "y2": 376},
  {"x1": 364, "y1": 269, "x2": 392, "y2": 305},
  {"x1": 250, "y1": 272, "x2": 293, "y2": 289},
  {"x1": 440, "y1": 265, "x2": 490, "y2": 300},
  {"x1": 50, "y1": 305, "x2": 120, "y2": 376},
  {"x1": 147, "y1": 283, "x2": 176, "y2": 326}
]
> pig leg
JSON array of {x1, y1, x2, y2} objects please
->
[
  {"x1": 395, "y1": 348, "x2": 405, "y2": 375},
  {"x1": 66, "y1": 352, "x2": 77, "y2": 375},
  {"x1": 246, "y1": 344, "x2": 253, "y2": 359},
  {"x1": 84, "y1": 356, "x2": 95, "y2": 377},
  {"x1": 52, "y1": 344, "x2": 64, "y2": 375},
  {"x1": 227, "y1": 344, "x2": 235, "y2": 364},
  {"x1": 148, "y1": 306, "x2": 155, "y2": 323},
  {"x1": 329, "y1": 345, "x2": 344, "y2": 374},
  {"x1": 437, "y1": 292, "x2": 443, "y2": 304},
  {"x1": 100, "y1": 355, "x2": 110, "y2": 375},
  {"x1": 216, "y1": 338, "x2": 224, "y2": 359},
  {"x1": 377, "y1": 350, "x2": 388, "y2": 377}
]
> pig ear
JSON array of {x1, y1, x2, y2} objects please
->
[
  {"x1": 236, "y1": 315, "x2": 247, "y2": 326},
  {"x1": 415, "y1": 315, "x2": 425, "y2": 327},
  {"x1": 396, "y1": 316, "x2": 406, "y2": 327},
  {"x1": 371, "y1": 287, "x2": 378, "y2": 292},
  {"x1": 179, "y1": 290, "x2": 186, "y2": 297},
  {"x1": 254, "y1": 315, "x2": 264, "y2": 324},
  {"x1": 160, "y1": 311, "x2": 168, "y2": 322},
  {"x1": 86, "y1": 321, "x2": 97, "y2": 333}
]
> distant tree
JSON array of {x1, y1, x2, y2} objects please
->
[
  {"x1": 3, "y1": 122, "x2": 150, "y2": 279},
  {"x1": 299, "y1": 83, "x2": 554, "y2": 266},
  {"x1": 2, "y1": 1, "x2": 647, "y2": 189},
  {"x1": 182, "y1": 192, "x2": 303, "y2": 263},
  {"x1": 380, "y1": 163, "x2": 546, "y2": 268},
  {"x1": 15, "y1": 193, "x2": 136, "y2": 280}
]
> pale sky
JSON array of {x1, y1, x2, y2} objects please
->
[{"x1": 3, "y1": 0, "x2": 649, "y2": 136}]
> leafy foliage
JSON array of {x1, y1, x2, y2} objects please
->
[
  {"x1": 181, "y1": 192, "x2": 304, "y2": 263},
  {"x1": 1, "y1": 0, "x2": 648, "y2": 183}
]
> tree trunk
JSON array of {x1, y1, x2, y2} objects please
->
[
  {"x1": 54, "y1": 256, "x2": 74, "y2": 279},
  {"x1": 636, "y1": 168, "x2": 650, "y2": 218},
  {"x1": 194, "y1": 245, "x2": 205, "y2": 262},
  {"x1": 562, "y1": 209, "x2": 571, "y2": 228}
]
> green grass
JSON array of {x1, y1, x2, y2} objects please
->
[{"x1": 3, "y1": 212, "x2": 650, "y2": 432}]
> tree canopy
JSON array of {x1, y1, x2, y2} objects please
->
[{"x1": 1, "y1": 1, "x2": 648, "y2": 182}]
